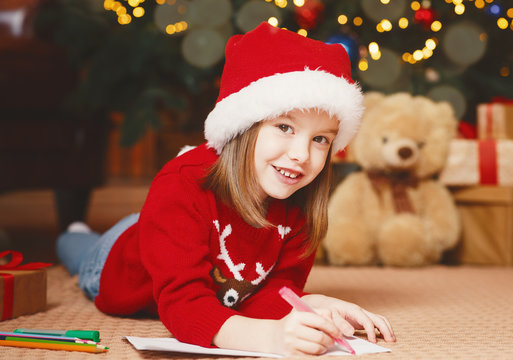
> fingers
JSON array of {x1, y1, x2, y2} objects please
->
[
  {"x1": 284, "y1": 325, "x2": 333, "y2": 355},
  {"x1": 282, "y1": 312, "x2": 339, "y2": 355},
  {"x1": 362, "y1": 310, "x2": 396, "y2": 342},
  {"x1": 301, "y1": 311, "x2": 342, "y2": 341},
  {"x1": 344, "y1": 307, "x2": 396, "y2": 343},
  {"x1": 332, "y1": 310, "x2": 355, "y2": 337},
  {"x1": 294, "y1": 295, "x2": 396, "y2": 346},
  {"x1": 346, "y1": 307, "x2": 379, "y2": 343}
]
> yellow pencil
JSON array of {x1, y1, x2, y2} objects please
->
[{"x1": 0, "y1": 339, "x2": 108, "y2": 353}]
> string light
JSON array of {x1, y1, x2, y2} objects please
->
[
  {"x1": 133, "y1": 6, "x2": 144, "y2": 17},
  {"x1": 431, "y1": 20, "x2": 442, "y2": 32},
  {"x1": 118, "y1": 14, "x2": 131, "y2": 25},
  {"x1": 368, "y1": 42, "x2": 381, "y2": 60},
  {"x1": 275, "y1": 0, "x2": 287, "y2": 8},
  {"x1": 116, "y1": 6, "x2": 127, "y2": 15},
  {"x1": 104, "y1": 0, "x2": 151, "y2": 24},
  {"x1": 165, "y1": 21, "x2": 188, "y2": 35},
  {"x1": 104, "y1": 0, "x2": 513, "y2": 61},
  {"x1": 399, "y1": 37, "x2": 438, "y2": 64},
  {"x1": 454, "y1": 3, "x2": 465, "y2": 15},
  {"x1": 497, "y1": 17, "x2": 509, "y2": 29},
  {"x1": 268, "y1": 17, "x2": 279, "y2": 27},
  {"x1": 369, "y1": 42, "x2": 379, "y2": 53},
  {"x1": 297, "y1": 28, "x2": 308, "y2": 36},
  {"x1": 111, "y1": 1, "x2": 121, "y2": 11},
  {"x1": 379, "y1": 19, "x2": 392, "y2": 31},
  {"x1": 358, "y1": 58, "x2": 369, "y2": 71},
  {"x1": 338, "y1": 15, "x2": 348, "y2": 25},
  {"x1": 413, "y1": 50, "x2": 424, "y2": 61},
  {"x1": 425, "y1": 38, "x2": 437, "y2": 50},
  {"x1": 398, "y1": 17, "x2": 409, "y2": 29},
  {"x1": 353, "y1": 17, "x2": 363, "y2": 26},
  {"x1": 422, "y1": 47, "x2": 433, "y2": 58}
]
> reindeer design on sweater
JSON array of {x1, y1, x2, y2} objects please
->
[{"x1": 210, "y1": 220, "x2": 275, "y2": 308}]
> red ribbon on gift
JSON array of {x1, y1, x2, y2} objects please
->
[
  {"x1": 0, "y1": 250, "x2": 52, "y2": 321},
  {"x1": 478, "y1": 140, "x2": 498, "y2": 185},
  {"x1": 458, "y1": 121, "x2": 477, "y2": 139},
  {"x1": 490, "y1": 96, "x2": 513, "y2": 104}
]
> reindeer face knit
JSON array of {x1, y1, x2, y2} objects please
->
[{"x1": 94, "y1": 144, "x2": 316, "y2": 347}]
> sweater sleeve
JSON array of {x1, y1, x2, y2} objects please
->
[
  {"x1": 138, "y1": 172, "x2": 239, "y2": 347},
  {"x1": 236, "y1": 217, "x2": 316, "y2": 319}
]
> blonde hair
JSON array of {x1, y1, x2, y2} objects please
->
[{"x1": 203, "y1": 122, "x2": 332, "y2": 257}]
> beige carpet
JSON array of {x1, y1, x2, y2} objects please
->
[{"x1": 1, "y1": 265, "x2": 512, "y2": 359}]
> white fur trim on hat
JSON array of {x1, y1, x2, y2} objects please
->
[{"x1": 205, "y1": 68, "x2": 363, "y2": 154}]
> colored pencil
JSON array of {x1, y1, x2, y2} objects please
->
[
  {"x1": 13, "y1": 328, "x2": 100, "y2": 342},
  {"x1": 0, "y1": 332, "x2": 97, "y2": 344},
  {"x1": 0, "y1": 339, "x2": 108, "y2": 353},
  {"x1": 4, "y1": 336, "x2": 107, "y2": 349},
  {"x1": 279, "y1": 286, "x2": 356, "y2": 355}
]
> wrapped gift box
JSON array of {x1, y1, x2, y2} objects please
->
[
  {"x1": 0, "y1": 251, "x2": 51, "y2": 321},
  {"x1": 439, "y1": 139, "x2": 513, "y2": 186},
  {"x1": 477, "y1": 102, "x2": 513, "y2": 140},
  {"x1": 0, "y1": 269, "x2": 47, "y2": 321},
  {"x1": 445, "y1": 186, "x2": 513, "y2": 265}
]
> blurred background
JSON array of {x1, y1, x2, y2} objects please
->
[{"x1": 1, "y1": 0, "x2": 512, "y2": 263}]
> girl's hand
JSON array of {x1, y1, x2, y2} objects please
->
[
  {"x1": 301, "y1": 294, "x2": 396, "y2": 344},
  {"x1": 274, "y1": 309, "x2": 342, "y2": 356}
]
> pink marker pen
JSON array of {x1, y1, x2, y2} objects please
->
[{"x1": 278, "y1": 286, "x2": 356, "y2": 355}]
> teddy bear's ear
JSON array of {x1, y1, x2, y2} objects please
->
[
  {"x1": 362, "y1": 92, "x2": 385, "y2": 110},
  {"x1": 437, "y1": 101, "x2": 455, "y2": 119},
  {"x1": 436, "y1": 101, "x2": 458, "y2": 134}
]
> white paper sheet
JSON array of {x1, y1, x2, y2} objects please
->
[{"x1": 125, "y1": 335, "x2": 390, "y2": 357}]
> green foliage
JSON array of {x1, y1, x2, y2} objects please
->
[{"x1": 36, "y1": 0, "x2": 513, "y2": 146}]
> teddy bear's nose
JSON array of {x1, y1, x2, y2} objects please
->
[{"x1": 398, "y1": 147, "x2": 413, "y2": 159}]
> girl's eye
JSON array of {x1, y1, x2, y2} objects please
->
[
  {"x1": 313, "y1": 136, "x2": 329, "y2": 144},
  {"x1": 278, "y1": 124, "x2": 293, "y2": 134}
]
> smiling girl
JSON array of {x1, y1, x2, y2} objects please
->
[{"x1": 57, "y1": 22, "x2": 395, "y2": 356}]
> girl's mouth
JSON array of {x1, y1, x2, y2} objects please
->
[{"x1": 274, "y1": 166, "x2": 302, "y2": 179}]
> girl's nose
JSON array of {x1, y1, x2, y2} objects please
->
[{"x1": 287, "y1": 138, "x2": 310, "y2": 163}]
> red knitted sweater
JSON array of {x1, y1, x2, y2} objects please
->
[{"x1": 94, "y1": 143, "x2": 316, "y2": 347}]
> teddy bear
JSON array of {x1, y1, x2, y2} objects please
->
[{"x1": 323, "y1": 92, "x2": 461, "y2": 266}]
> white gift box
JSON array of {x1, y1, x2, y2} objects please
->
[{"x1": 439, "y1": 139, "x2": 513, "y2": 186}]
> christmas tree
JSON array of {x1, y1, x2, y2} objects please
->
[{"x1": 37, "y1": 0, "x2": 513, "y2": 145}]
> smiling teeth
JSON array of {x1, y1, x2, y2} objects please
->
[{"x1": 276, "y1": 167, "x2": 298, "y2": 179}]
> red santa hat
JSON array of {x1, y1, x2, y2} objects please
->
[{"x1": 205, "y1": 22, "x2": 363, "y2": 154}]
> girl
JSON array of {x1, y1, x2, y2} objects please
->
[{"x1": 57, "y1": 22, "x2": 396, "y2": 356}]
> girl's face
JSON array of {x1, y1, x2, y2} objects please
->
[{"x1": 254, "y1": 108, "x2": 339, "y2": 202}]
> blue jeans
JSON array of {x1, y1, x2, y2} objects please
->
[{"x1": 56, "y1": 213, "x2": 139, "y2": 300}]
